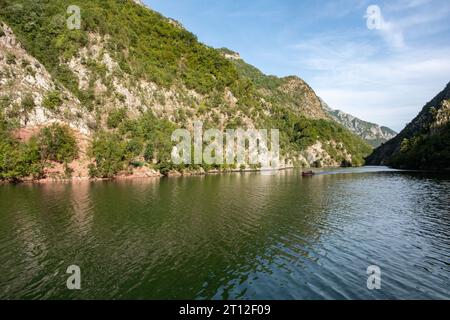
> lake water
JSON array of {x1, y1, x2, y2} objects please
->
[{"x1": 0, "y1": 167, "x2": 449, "y2": 299}]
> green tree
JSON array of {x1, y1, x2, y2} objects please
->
[
  {"x1": 88, "y1": 131, "x2": 127, "y2": 178},
  {"x1": 36, "y1": 124, "x2": 78, "y2": 163}
]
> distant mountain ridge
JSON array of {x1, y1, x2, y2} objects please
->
[
  {"x1": 320, "y1": 99, "x2": 397, "y2": 148},
  {"x1": 366, "y1": 82, "x2": 450, "y2": 170}
]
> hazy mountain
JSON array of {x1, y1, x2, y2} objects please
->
[{"x1": 320, "y1": 99, "x2": 397, "y2": 148}]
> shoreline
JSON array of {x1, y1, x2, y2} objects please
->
[
  {"x1": 4, "y1": 165, "x2": 446, "y2": 186},
  {"x1": 0, "y1": 166, "x2": 298, "y2": 185}
]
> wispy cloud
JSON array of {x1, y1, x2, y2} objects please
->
[
  {"x1": 384, "y1": 0, "x2": 432, "y2": 12},
  {"x1": 371, "y1": 1, "x2": 450, "y2": 50},
  {"x1": 378, "y1": 19, "x2": 406, "y2": 50},
  {"x1": 288, "y1": 1, "x2": 450, "y2": 131}
]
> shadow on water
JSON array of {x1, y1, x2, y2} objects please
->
[{"x1": 0, "y1": 167, "x2": 449, "y2": 299}]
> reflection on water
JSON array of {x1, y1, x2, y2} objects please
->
[{"x1": 0, "y1": 167, "x2": 449, "y2": 299}]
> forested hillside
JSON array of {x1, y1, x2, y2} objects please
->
[
  {"x1": 366, "y1": 82, "x2": 450, "y2": 170},
  {"x1": 0, "y1": 0, "x2": 372, "y2": 181}
]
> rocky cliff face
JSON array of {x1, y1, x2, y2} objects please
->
[
  {"x1": 278, "y1": 77, "x2": 330, "y2": 120},
  {"x1": 0, "y1": 0, "x2": 372, "y2": 181},
  {"x1": 320, "y1": 99, "x2": 397, "y2": 147},
  {"x1": 366, "y1": 82, "x2": 450, "y2": 169},
  {"x1": 0, "y1": 23, "x2": 93, "y2": 134}
]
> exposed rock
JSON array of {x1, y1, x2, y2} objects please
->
[
  {"x1": 0, "y1": 22, "x2": 93, "y2": 135},
  {"x1": 320, "y1": 98, "x2": 397, "y2": 147},
  {"x1": 0, "y1": 1, "x2": 374, "y2": 182},
  {"x1": 297, "y1": 141, "x2": 352, "y2": 168},
  {"x1": 279, "y1": 76, "x2": 329, "y2": 120},
  {"x1": 218, "y1": 48, "x2": 242, "y2": 61}
]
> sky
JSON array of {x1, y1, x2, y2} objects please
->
[{"x1": 145, "y1": 0, "x2": 450, "y2": 131}]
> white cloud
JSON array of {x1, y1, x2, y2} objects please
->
[
  {"x1": 290, "y1": 33, "x2": 450, "y2": 131},
  {"x1": 286, "y1": 1, "x2": 450, "y2": 131},
  {"x1": 384, "y1": 0, "x2": 432, "y2": 12},
  {"x1": 372, "y1": 1, "x2": 450, "y2": 50},
  {"x1": 378, "y1": 20, "x2": 406, "y2": 50}
]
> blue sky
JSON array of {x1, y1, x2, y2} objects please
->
[{"x1": 145, "y1": 0, "x2": 450, "y2": 131}]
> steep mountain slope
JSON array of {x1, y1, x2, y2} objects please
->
[
  {"x1": 320, "y1": 99, "x2": 397, "y2": 147},
  {"x1": 366, "y1": 82, "x2": 450, "y2": 170},
  {"x1": 0, "y1": 0, "x2": 372, "y2": 181},
  {"x1": 220, "y1": 48, "x2": 372, "y2": 166},
  {"x1": 223, "y1": 48, "x2": 330, "y2": 120}
]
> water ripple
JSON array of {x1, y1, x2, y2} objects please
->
[{"x1": 0, "y1": 168, "x2": 449, "y2": 299}]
